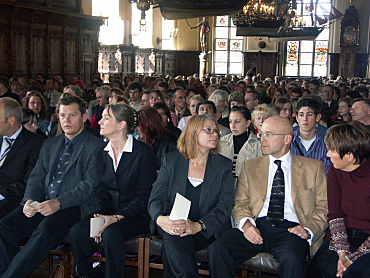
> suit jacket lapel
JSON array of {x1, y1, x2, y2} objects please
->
[
  {"x1": 291, "y1": 154, "x2": 304, "y2": 204},
  {"x1": 49, "y1": 136, "x2": 65, "y2": 175},
  {"x1": 175, "y1": 156, "x2": 189, "y2": 197},
  {"x1": 116, "y1": 140, "x2": 138, "y2": 176},
  {"x1": 4, "y1": 129, "x2": 27, "y2": 163},
  {"x1": 254, "y1": 156, "x2": 269, "y2": 202},
  {"x1": 200, "y1": 154, "x2": 217, "y2": 204}
]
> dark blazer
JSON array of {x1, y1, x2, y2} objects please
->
[
  {"x1": 0, "y1": 128, "x2": 44, "y2": 202},
  {"x1": 95, "y1": 138, "x2": 157, "y2": 218},
  {"x1": 170, "y1": 107, "x2": 191, "y2": 123},
  {"x1": 148, "y1": 151, "x2": 235, "y2": 239},
  {"x1": 22, "y1": 130, "x2": 105, "y2": 218},
  {"x1": 328, "y1": 99, "x2": 339, "y2": 117}
]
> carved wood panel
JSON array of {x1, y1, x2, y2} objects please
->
[{"x1": 0, "y1": 1, "x2": 103, "y2": 86}]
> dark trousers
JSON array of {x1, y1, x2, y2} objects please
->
[
  {"x1": 158, "y1": 227, "x2": 215, "y2": 278},
  {"x1": 0, "y1": 199, "x2": 19, "y2": 220},
  {"x1": 0, "y1": 205, "x2": 80, "y2": 278},
  {"x1": 70, "y1": 214, "x2": 151, "y2": 278},
  {"x1": 308, "y1": 228, "x2": 370, "y2": 278},
  {"x1": 208, "y1": 218, "x2": 309, "y2": 278}
]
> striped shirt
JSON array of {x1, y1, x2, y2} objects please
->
[{"x1": 290, "y1": 129, "x2": 331, "y2": 174}]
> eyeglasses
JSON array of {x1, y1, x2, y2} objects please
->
[
  {"x1": 201, "y1": 128, "x2": 220, "y2": 135},
  {"x1": 257, "y1": 132, "x2": 288, "y2": 139},
  {"x1": 149, "y1": 96, "x2": 161, "y2": 100}
]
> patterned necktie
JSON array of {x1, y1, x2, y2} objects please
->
[
  {"x1": 46, "y1": 141, "x2": 73, "y2": 200},
  {"x1": 0, "y1": 138, "x2": 15, "y2": 167},
  {"x1": 267, "y1": 160, "x2": 285, "y2": 226},
  {"x1": 177, "y1": 112, "x2": 181, "y2": 124}
]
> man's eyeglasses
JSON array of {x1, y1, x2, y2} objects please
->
[
  {"x1": 201, "y1": 128, "x2": 220, "y2": 135},
  {"x1": 257, "y1": 132, "x2": 288, "y2": 139}
]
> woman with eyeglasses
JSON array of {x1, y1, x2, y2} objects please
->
[
  {"x1": 148, "y1": 114, "x2": 235, "y2": 278},
  {"x1": 219, "y1": 106, "x2": 262, "y2": 177}
]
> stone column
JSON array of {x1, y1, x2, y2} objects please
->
[{"x1": 199, "y1": 52, "x2": 208, "y2": 80}]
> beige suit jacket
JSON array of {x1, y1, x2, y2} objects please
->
[{"x1": 233, "y1": 153, "x2": 328, "y2": 254}]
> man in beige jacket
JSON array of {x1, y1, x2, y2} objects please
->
[{"x1": 208, "y1": 116, "x2": 328, "y2": 278}]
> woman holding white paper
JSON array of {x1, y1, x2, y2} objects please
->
[
  {"x1": 70, "y1": 103, "x2": 157, "y2": 278},
  {"x1": 148, "y1": 114, "x2": 235, "y2": 278}
]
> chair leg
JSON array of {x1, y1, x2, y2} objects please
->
[
  {"x1": 143, "y1": 238, "x2": 151, "y2": 278},
  {"x1": 241, "y1": 269, "x2": 248, "y2": 278},
  {"x1": 137, "y1": 238, "x2": 144, "y2": 278}
]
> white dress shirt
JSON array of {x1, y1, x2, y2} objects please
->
[
  {"x1": 237, "y1": 151, "x2": 313, "y2": 244},
  {"x1": 104, "y1": 134, "x2": 133, "y2": 172},
  {"x1": 0, "y1": 125, "x2": 22, "y2": 157}
]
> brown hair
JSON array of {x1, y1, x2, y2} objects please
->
[
  {"x1": 22, "y1": 91, "x2": 48, "y2": 120},
  {"x1": 105, "y1": 103, "x2": 138, "y2": 134},
  {"x1": 177, "y1": 114, "x2": 220, "y2": 159},
  {"x1": 325, "y1": 122, "x2": 370, "y2": 164}
]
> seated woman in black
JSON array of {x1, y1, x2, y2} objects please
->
[
  {"x1": 153, "y1": 102, "x2": 182, "y2": 139},
  {"x1": 148, "y1": 114, "x2": 235, "y2": 277},
  {"x1": 70, "y1": 103, "x2": 157, "y2": 278}
]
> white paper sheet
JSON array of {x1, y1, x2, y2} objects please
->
[
  {"x1": 169, "y1": 193, "x2": 191, "y2": 221},
  {"x1": 90, "y1": 217, "x2": 105, "y2": 237},
  {"x1": 27, "y1": 201, "x2": 40, "y2": 208}
]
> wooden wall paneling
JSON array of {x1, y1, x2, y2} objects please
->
[
  {"x1": 165, "y1": 52, "x2": 176, "y2": 77},
  {"x1": 243, "y1": 51, "x2": 278, "y2": 80},
  {"x1": 11, "y1": 21, "x2": 29, "y2": 76},
  {"x1": 30, "y1": 24, "x2": 47, "y2": 77},
  {"x1": 175, "y1": 51, "x2": 199, "y2": 76},
  {"x1": 0, "y1": 25, "x2": 11, "y2": 76},
  {"x1": 48, "y1": 26, "x2": 64, "y2": 77},
  {"x1": 328, "y1": 53, "x2": 340, "y2": 78},
  {"x1": 355, "y1": 53, "x2": 369, "y2": 78}
]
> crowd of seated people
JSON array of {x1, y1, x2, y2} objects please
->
[{"x1": 1, "y1": 71, "x2": 370, "y2": 277}]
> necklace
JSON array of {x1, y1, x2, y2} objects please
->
[{"x1": 190, "y1": 160, "x2": 205, "y2": 167}]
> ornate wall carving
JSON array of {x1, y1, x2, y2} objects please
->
[
  {"x1": 0, "y1": 1, "x2": 103, "y2": 86},
  {"x1": 98, "y1": 46, "x2": 199, "y2": 77}
]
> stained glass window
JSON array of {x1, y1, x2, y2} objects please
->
[
  {"x1": 214, "y1": 16, "x2": 243, "y2": 75},
  {"x1": 284, "y1": 0, "x2": 331, "y2": 77}
]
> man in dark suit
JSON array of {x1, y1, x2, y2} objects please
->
[
  {"x1": 0, "y1": 95, "x2": 105, "y2": 278},
  {"x1": 170, "y1": 87, "x2": 191, "y2": 124},
  {"x1": 208, "y1": 116, "x2": 328, "y2": 278},
  {"x1": 322, "y1": 84, "x2": 338, "y2": 117},
  {"x1": 0, "y1": 98, "x2": 44, "y2": 219}
]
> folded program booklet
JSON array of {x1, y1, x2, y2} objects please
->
[{"x1": 169, "y1": 193, "x2": 191, "y2": 221}]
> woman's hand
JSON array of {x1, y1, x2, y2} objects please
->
[
  {"x1": 94, "y1": 214, "x2": 119, "y2": 238},
  {"x1": 337, "y1": 252, "x2": 352, "y2": 277},
  {"x1": 157, "y1": 215, "x2": 187, "y2": 236},
  {"x1": 180, "y1": 220, "x2": 202, "y2": 237}
]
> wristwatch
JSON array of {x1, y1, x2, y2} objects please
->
[{"x1": 198, "y1": 221, "x2": 206, "y2": 231}]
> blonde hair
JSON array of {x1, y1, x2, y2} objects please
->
[
  {"x1": 251, "y1": 104, "x2": 276, "y2": 123},
  {"x1": 177, "y1": 114, "x2": 220, "y2": 159}
]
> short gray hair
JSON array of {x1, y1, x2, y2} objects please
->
[
  {"x1": 0, "y1": 97, "x2": 22, "y2": 123},
  {"x1": 96, "y1": 86, "x2": 110, "y2": 98}
]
